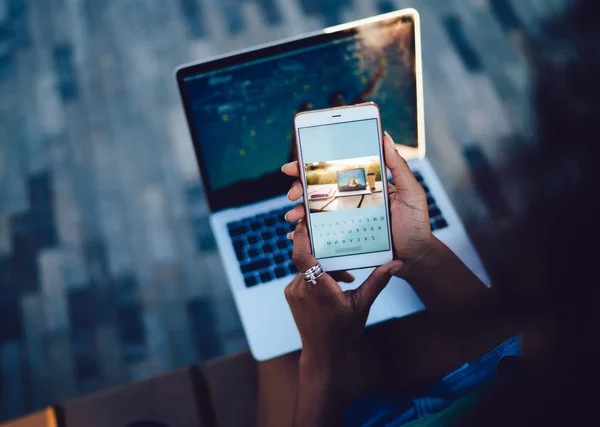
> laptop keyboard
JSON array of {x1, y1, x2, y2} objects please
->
[
  {"x1": 228, "y1": 172, "x2": 447, "y2": 288},
  {"x1": 402, "y1": 171, "x2": 449, "y2": 232},
  {"x1": 227, "y1": 206, "x2": 298, "y2": 287}
]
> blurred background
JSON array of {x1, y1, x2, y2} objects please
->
[{"x1": 0, "y1": 0, "x2": 577, "y2": 421}]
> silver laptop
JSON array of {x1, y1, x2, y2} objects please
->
[
  {"x1": 336, "y1": 168, "x2": 372, "y2": 197},
  {"x1": 175, "y1": 9, "x2": 489, "y2": 361}
]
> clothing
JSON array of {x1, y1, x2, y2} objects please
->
[{"x1": 343, "y1": 335, "x2": 521, "y2": 427}]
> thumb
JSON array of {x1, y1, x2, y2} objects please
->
[
  {"x1": 383, "y1": 131, "x2": 417, "y2": 192},
  {"x1": 352, "y1": 261, "x2": 404, "y2": 312}
]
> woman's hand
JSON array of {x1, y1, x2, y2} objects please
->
[
  {"x1": 286, "y1": 221, "x2": 403, "y2": 368},
  {"x1": 282, "y1": 131, "x2": 434, "y2": 277}
]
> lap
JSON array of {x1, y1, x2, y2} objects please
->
[{"x1": 256, "y1": 312, "x2": 520, "y2": 427}]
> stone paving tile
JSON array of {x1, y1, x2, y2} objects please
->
[
  {"x1": 0, "y1": 215, "x2": 10, "y2": 255},
  {"x1": 94, "y1": 324, "x2": 127, "y2": 388},
  {"x1": 0, "y1": 258, "x2": 23, "y2": 343},
  {"x1": 45, "y1": 329, "x2": 78, "y2": 402},
  {"x1": 0, "y1": 0, "x2": 569, "y2": 420},
  {"x1": 0, "y1": 341, "x2": 26, "y2": 420},
  {"x1": 19, "y1": 292, "x2": 51, "y2": 409}
]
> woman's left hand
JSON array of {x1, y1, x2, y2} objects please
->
[{"x1": 286, "y1": 220, "x2": 403, "y2": 369}]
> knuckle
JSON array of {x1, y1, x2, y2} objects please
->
[{"x1": 284, "y1": 283, "x2": 294, "y2": 299}]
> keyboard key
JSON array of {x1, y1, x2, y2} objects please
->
[
  {"x1": 431, "y1": 221, "x2": 438, "y2": 231},
  {"x1": 228, "y1": 225, "x2": 248, "y2": 237},
  {"x1": 244, "y1": 274, "x2": 258, "y2": 287},
  {"x1": 414, "y1": 172, "x2": 424, "y2": 183},
  {"x1": 248, "y1": 235, "x2": 259, "y2": 244},
  {"x1": 274, "y1": 267, "x2": 287, "y2": 278},
  {"x1": 259, "y1": 270, "x2": 274, "y2": 283},
  {"x1": 227, "y1": 221, "x2": 241, "y2": 230},
  {"x1": 277, "y1": 240, "x2": 289, "y2": 250},
  {"x1": 240, "y1": 257, "x2": 271, "y2": 274},
  {"x1": 250, "y1": 221, "x2": 261, "y2": 231},
  {"x1": 422, "y1": 185, "x2": 430, "y2": 194},
  {"x1": 261, "y1": 231, "x2": 273, "y2": 240},
  {"x1": 274, "y1": 253, "x2": 286, "y2": 264},
  {"x1": 275, "y1": 226, "x2": 287, "y2": 236},
  {"x1": 426, "y1": 195, "x2": 436, "y2": 206},
  {"x1": 436, "y1": 218, "x2": 448, "y2": 229},
  {"x1": 247, "y1": 247, "x2": 260, "y2": 258},
  {"x1": 235, "y1": 247, "x2": 246, "y2": 261},
  {"x1": 262, "y1": 243, "x2": 274, "y2": 253},
  {"x1": 275, "y1": 211, "x2": 287, "y2": 223},
  {"x1": 265, "y1": 217, "x2": 276, "y2": 227},
  {"x1": 287, "y1": 262, "x2": 298, "y2": 274},
  {"x1": 429, "y1": 207, "x2": 441, "y2": 218},
  {"x1": 287, "y1": 250, "x2": 293, "y2": 260}
]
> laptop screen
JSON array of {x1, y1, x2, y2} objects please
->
[
  {"x1": 179, "y1": 14, "x2": 417, "y2": 212},
  {"x1": 337, "y1": 168, "x2": 367, "y2": 191}
]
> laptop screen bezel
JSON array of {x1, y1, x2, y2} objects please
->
[{"x1": 175, "y1": 9, "x2": 423, "y2": 213}]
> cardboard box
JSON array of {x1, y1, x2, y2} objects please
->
[
  {"x1": 201, "y1": 352, "x2": 257, "y2": 427},
  {"x1": 60, "y1": 366, "x2": 213, "y2": 427},
  {"x1": 1, "y1": 408, "x2": 57, "y2": 427}
]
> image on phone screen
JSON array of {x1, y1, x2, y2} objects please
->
[{"x1": 298, "y1": 118, "x2": 391, "y2": 259}]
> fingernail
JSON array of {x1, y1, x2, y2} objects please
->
[
  {"x1": 284, "y1": 212, "x2": 289, "y2": 221},
  {"x1": 281, "y1": 164, "x2": 285, "y2": 172},
  {"x1": 286, "y1": 232, "x2": 293, "y2": 240}
]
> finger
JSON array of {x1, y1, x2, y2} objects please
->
[
  {"x1": 352, "y1": 261, "x2": 404, "y2": 312},
  {"x1": 292, "y1": 222, "x2": 342, "y2": 294},
  {"x1": 291, "y1": 220, "x2": 317, "y2": 272},
  {"x1": 330, "y1": 271, "x2": 355, "y2": 283},
  {"x1": 284, "y1": 279, "x2": 295, "y2": 302},
  {"x1": 383, "y1": 131, "x2": 418, "y2": 191},
  {"x1": 287, "y1": 180, "x2": 304, "y2": 201},
  {"x1": 285, "y1": 204, "x2": 306, "y2": 222},
  {"x1": 281, "y1": 161, "x2": 300, "y2": 178}
]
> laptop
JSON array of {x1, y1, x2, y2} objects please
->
[
  {"x1": 175, "y1": 9, "x2": 490, "y2": 361},
  {"x1": 337, "y1": 168, "x2": 371, "y2": 196}
]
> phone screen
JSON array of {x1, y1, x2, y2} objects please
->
[{"x1": 298, "y1": 118, "x2": 391, "y2": 259}]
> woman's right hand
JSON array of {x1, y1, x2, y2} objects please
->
[{"x1": 281, "y1": 131, "x2": 435, "y2": 277}]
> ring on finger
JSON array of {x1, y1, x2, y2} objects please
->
[{"x1": 301, "y1": 263, "x2": 325, "y2": 284}]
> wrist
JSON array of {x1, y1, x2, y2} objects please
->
[{"x1": 299, "y1": 350, "x2": 343, "y2": 384}]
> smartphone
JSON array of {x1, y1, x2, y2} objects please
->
[{"x1": 294, "y1": 103, "x2": 393, "y2": 272}]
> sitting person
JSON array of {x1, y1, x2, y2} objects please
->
[
  {"x1": 257, "y1": 2, "x2": 599, "y2": 424},
  {"x1": 258, "y1": 128, "x2": 597, "y2": 427}
]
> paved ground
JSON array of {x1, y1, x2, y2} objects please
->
[{"x1": 0, "y1": 0, "x2": 570, "y2": 420}]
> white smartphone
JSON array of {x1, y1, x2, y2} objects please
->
[{"x1": 294, "y1": 103, "x2": 394, "y2": 272}]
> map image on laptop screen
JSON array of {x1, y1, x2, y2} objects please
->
[{"x1": 183, "y1": 17, "x2": 416, "y2": 210}]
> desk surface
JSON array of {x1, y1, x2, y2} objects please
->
[{"x1": 308, "y1": 182, "x2": 384, "y2": 213}]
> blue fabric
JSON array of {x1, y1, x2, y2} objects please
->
[{"x1": 343, "y1": 335, "x2": 521, "y2": 427}]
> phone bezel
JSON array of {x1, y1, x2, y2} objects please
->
[{"x1": 294, "y1": 103, "x2": 394, "y2": 272}]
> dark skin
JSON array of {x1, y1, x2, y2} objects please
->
[{"x1": 257, "y1": 132, "x2": 515, "y2": 427}]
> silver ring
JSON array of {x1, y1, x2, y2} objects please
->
[{"x1": 301, "y1": 263, "x2": 325, "y2": 284}]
